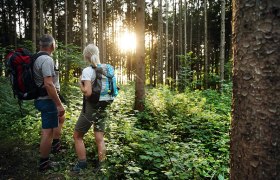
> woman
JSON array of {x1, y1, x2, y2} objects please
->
[{"x1": 72, "y1": 44, "x2": 112, "y2": 173}]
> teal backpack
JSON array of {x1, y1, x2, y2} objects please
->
[{"x1": 87, "y1": 64, "x2": 118, "y2": 103}]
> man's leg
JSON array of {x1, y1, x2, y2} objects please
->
[
  {"x1": 52, "y1": 115, "x2": 65, "y2": 152},
  {"x1": 40, "y1": 128, "x2": 53, "y2": 157},
  {"x1": 39, "y1": 128, "x2": 53, "y2": 171}
]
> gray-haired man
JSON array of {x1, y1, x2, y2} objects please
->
[{"x1": 33, "y1": 34, "x2": 65, "y2": 171}]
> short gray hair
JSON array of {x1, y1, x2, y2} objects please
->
[{"x1": 39, "y1": 34, "x2": 55, "y2": 48}]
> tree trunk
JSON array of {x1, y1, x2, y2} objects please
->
[
  {"x1": 134, "y1": 0, "x2": 145, "y2": 111},
  {"x1": 67, "y1": 0, "x2": 74, "y2": 44},
  {"x1": 87, "y1": 0, "x2": 93, "y2": 43},
  {"x1": 219, "y1": 0, "x2": 225, "y2": 91},
  {"x1": 157, "y1": 0, "x2": 163, "y2": 85},
  {"x1": 32, "y1": 0, "x2": 36, "y2": 52},
  {"x1": 51, "y1": 0, "x2": 56, "y2": 38},
  {"x1": 98, "y1": 0, "x2": 104, "y2": 63},
  {"x1": 203, "y1": 0, "x2": 208, "y2": 89},
  {"x1": 165, "y1": 0, "x2": 169, "y2": 85},
  {"x1": 81, "y1": 0, "x2": 86, "y2": 50},
  {"x1": 65, "y1": 0, "x2": 70, "y2": 84},
  {"x1": 39, "y1": 0, "x2": 44, "y2": 37},
  {"x1": 230, "y1": 0, "x2": 280, "y2": 179},
  {"x1": 184, "y1": 0, "x2": 187, "y2": 54},
  {"x1": 172, "y1": 0, "x2": 176, "y2": 88}
]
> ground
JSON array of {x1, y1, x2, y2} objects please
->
[{"x1": 0, "y1": 137, "x2": 66, "y2": 180}]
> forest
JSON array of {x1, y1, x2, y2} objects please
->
[{"x1": 0, "y1": 0, "x2": 279, "y2": 179}]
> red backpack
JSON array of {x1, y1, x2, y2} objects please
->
[{"x1": 5, "y1": 48, "x2": 48, "y2": 101}]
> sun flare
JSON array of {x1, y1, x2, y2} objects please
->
[{"x1": 117, "y1": 30, "x2": 136, "y2": 53}]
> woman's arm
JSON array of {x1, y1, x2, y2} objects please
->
[{"x1": 80, "y1": 80, "x2": 92, "y2": 97}]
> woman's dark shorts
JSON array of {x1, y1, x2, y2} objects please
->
[
  {"x1": 75, "y1": 100, "x2": 112, "y2": 133},
  {"x1": 34, "y1": 99, "x2": 58, "y2": 129}
]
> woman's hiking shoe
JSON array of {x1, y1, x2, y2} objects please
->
[{"x1": 72, "y1": 160, "x2": 87, "y2": 173}]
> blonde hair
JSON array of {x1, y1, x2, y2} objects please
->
[{"x1": 83, "y1": 44, "x2": 100, "y2": 67}]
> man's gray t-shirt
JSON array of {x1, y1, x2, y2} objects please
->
[{"x1": 33, "y1": 53, "x2": 59, "y2": 99}]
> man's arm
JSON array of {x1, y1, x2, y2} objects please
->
[{"x1": 44, "y1": 76, "x2": 65, "y2": 117}]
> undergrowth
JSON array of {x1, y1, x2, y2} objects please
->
[{"x1": 0, "y1": 77, "x2": 231, "y2": 179}]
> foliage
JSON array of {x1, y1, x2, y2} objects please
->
[
  {"x1": 0, "y1": 77, "x2": 231, "y2": 179},
  {"x1": 177, "y1": 52, "x2": 198, "y2": 91}
]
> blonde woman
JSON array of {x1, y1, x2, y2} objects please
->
[{"x1": 72, "y1": 44, "x2": 113, "y2": 173}]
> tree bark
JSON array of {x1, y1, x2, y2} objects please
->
[
  {"x1": 39, "y1": 0, "x2": 44, "y2": 37},
  {"x1": 157, "y1": 0, "x2": 163, "y2": 85},
  {"x1": 165, "y1": 0, "x2": 169, "y2": 85},
  {"x1": 51, "y1": 0, "x2": 56, "y2": 39},
  {"x1": 135, "y1": 0, "x2": 145, "y2": 111},
  {"x1": 230, "y1": 0, "x2": 280, "y2": 179},
  {"x1": 81, "y1": 0, "x2": 86, "y2": 50},
  {"x1": 204, "y1": 0, "x2": 208, "y2": 89},
  {"x1": 32, "y1": 0, "x2": 36, "y2": 52},
  {"x1": 87, "y1": 0, "x2": 93, "y2": 43},
  {"x1": 219, "y1": 0, "x2": 225, "y2": 91},
  {"x1": 98, "y1": 0, "x2": 104, "y2": 63}
]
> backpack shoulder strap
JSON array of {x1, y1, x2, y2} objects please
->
[{"x1": 32, "y1": 51, "x2": 49, "y2": 61}]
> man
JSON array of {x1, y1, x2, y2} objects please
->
[{"x1": 33, "y1": 34, "x2": 65, "y2": 171}]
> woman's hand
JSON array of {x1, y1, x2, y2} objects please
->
[{"x1": 80, "y1": 80, "x2": 92, "y2": 97}]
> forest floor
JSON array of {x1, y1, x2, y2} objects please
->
[{"x1": 0, "y1": 135, "x2": 66, "y2": 180}]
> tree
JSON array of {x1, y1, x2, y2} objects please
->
[
  {"x1": 81, "y1": 0, "x2": 86, "y2": 50},
  {"x1": 157, "y1": 0, "x2": 163, "y2": 85},
  {"x1": 204, "y1": 0, "x2": 208, "y2": 89},
  {"x1": 51, "y1": 0, "x2": 56, "y2": 38},
  {"x1": 32, "y1": 0, "x2": 36, "y2": 52},
  {"x1": 39, "y1": 0, "x2": 44, "y2": 37},
  {"x1": 134, "y1": 0, "x2": 145, "y2": 111},
  {"x1": 165, "y1": 0, "x2": 169, "y2": 84},
  {"x1": 219, "y1": 0, "x2": 225, "y2": 90},
  {"x1": 98, "y1": 0, "x2": 104, "y2": 63},
  {"x1": 230, "y1": 0, "x2": 280, "y2": 179},
  {"x1": 87, "y1": 0, "x2": 93, "y2": 43}
]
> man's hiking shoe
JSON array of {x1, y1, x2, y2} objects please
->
[
  {"x1": 51, "y1": 140, "x2": 62, "y2": 153},
  {"x1": 72, "y1": 160, "x2": 87, "y2": 173},
  {"x1": 39, "y1": 160, "x2": 58, "y2": 172}
]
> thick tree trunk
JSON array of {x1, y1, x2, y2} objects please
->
[
  {"x1": 135, "y1": 0, "x2": 145, "y2": 111},
  {"x1": 230, "y1": 0, "x2": 280, "y2": 179}
]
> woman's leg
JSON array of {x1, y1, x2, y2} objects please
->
[
  {"x1": 94, "y1": 131, "x2": 106, "y2": 161},
  {"x1": 73, "y1": 130, "x2": 87, "y2": 160}
]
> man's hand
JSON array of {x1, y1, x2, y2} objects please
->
[{"x1": 57, "y1": 104, "x2": 65, "y2": 117}]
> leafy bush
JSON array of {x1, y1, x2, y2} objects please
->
[{"x1": 0, "y1": 77, "x2": 231, "y2": 179}]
